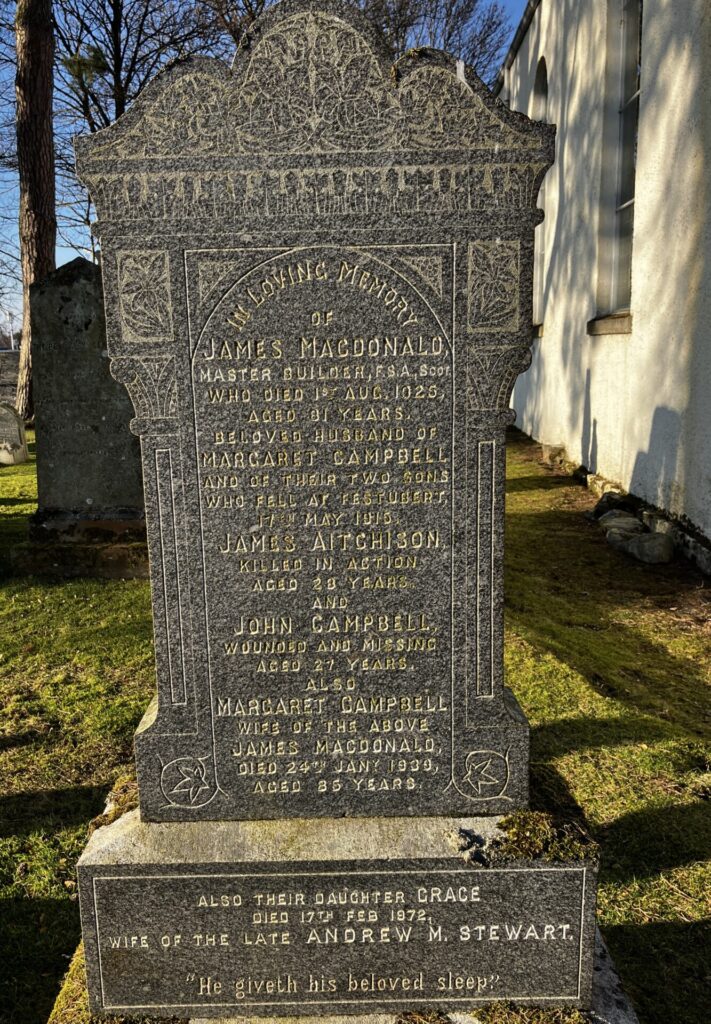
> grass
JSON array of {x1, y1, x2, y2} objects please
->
[
  {"x1": 504, "y1": 434, "x2": 710, "y2": 1024},
  {"x1": 0, "y1": 431, "x2": 38, "y2": 559},
  {"x1": 0, "y1": 437, "x2": 155, "y2": 1024},
  {"x1": 0, "y1": 430, "x2": 709, "y2": 1024}
]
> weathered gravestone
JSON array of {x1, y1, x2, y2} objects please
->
[
  {"x1": 0, "y1": 401, "x2": 27, "y2": 465},
  {"x1": 75, "y1": 0, "x2": 600, "y2": 1016},
  {"x1": 30, "y1": 257, "x2": 144, "y2": 541},
  {"x1": 0, "y1": 349, "x2": 19, "y2": 406}
]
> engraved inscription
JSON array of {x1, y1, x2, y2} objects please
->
[
  {"x1": 187, "y1": 246, "x2": 454, "y2": 813},
  {"x1": 89, "y1": 866, "x2": 588, "y2": 1013}
]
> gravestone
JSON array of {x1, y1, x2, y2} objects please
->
[
  {"x1": 75, "y1": 0, "x2": 600, "y2": 1017},
  {"x1": 30, "y1": 257, "x2": 144, "y2": 541},
  {"x1": 0, "y1": 401, "x2": 27, "y2": 465},
  {"x1": 0, "y1": 349, "x2": 19, "y2": 406}
]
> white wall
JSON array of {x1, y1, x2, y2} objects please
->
[{"x1": 504, "y1": 0, "x2": 711, "y2": 540}]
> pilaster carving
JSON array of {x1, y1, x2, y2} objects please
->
[{"x1": 111, "y1": 356, "x2": 178, "y2": 432}]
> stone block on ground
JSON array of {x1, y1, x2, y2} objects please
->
[
  {"x1": 590, "y1": 492, "x2": 641, "y2": 520},
  {"x1": 67, "y1": 1, "x2": 632, "y2": 1019},
  {"x1": 540, "y1": 444, "x2": 567, "y2": 469},
  {"x1": 607, "y1": 531, "x2": 675, "y2": 564},
  {"x1": 597, "y1": 511, "x2": 645, "y2": 536},
  {"x1": 0, "y1": 349, "x2": 19, "y2": 406},
  {"x1": 72, "y1": 0, "x2": 558, "y2": 828}
]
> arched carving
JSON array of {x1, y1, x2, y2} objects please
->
[
  {"x1": 76, "y1": 7, "x2": 549, "y2": 165},
  {"x1": 467, "y1": 346, "x2": 533, "y2": 412}
]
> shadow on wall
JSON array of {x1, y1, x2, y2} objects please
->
[
  {"x1": 630, "y1": 406, "x2": 682, "y2": 512},
  {"x1": 511, "y1": 0, "x2": 709, "y2": 538},
  {"x1": 580, "y1": 367, "x2": 598, "y2": 474},
  {"x1": 511, "y1": 0, "x2": 600, "y2": 446}
]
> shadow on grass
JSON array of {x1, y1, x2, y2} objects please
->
[
  {"x1": 597, "y1": 800, "x2": 711, "y2": 882},
  {"x1": 0, "y1": 785, "x2": 107, "y2": 839},
  {"x1": 0, "y1": 730, "x2": 46, "y2": 753},
  {"x1": 505, "y1": 507, "x2": 709, "y2": 737},
  {"x1": 603, "y1": 919, "x2": 710, "y2": 1024},
  {"x1": 0, "y1": 897, "x2": 80, "y2": 1024},
  {"x1": 0, "y1": 496, "x2": 35, "y2": 508},
  {"x1": 529, "y1": 761, "x2": 588, "y2": 824},
  {"x1": 506, "y1": 473, "x2": 573, "y2": 494},
  {"x1": 531, "y1": 716, "x2": 681, "y2": 756}
]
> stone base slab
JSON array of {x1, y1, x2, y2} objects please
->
[{"x1": 79, "y1": 812, "x2": 598, "y2": 1019}]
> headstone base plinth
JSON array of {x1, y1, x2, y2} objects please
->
[{"x1": 79, "y1": 811, "x2": 598, "y2": 1019}]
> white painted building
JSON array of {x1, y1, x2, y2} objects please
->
[{"x1": 496, "y1": 0, "x2": 711, "y2": 552}]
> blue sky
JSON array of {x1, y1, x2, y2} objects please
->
[{"x1": 501, "y1": 0, "x2": 529, "y2": 36}]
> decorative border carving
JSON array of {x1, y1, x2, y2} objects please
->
[
  {"x1": 397, "y1": 254, "x2": 444, "y2": 297},
  {"x1": 467, "y1": 241, "x2": 520, "y2": 334},
  {"x1": 154, "y1": 448, "x2": 188, "y2": 706},
  {"x1": 117, "y1": 251, "x2": 174, "y2": 344},
  {"x1": 79, "y1": 12, "x2": 542, "y2": 162},
  {"x1": 84, "y1": 163, "x2": 548, "y2": 226},
  {"x1": 466, "y1": 346, "x2": 532, "y2": 411},
  {"x1": 111, "y1": 355, "x2": 178, "y2": 432}
]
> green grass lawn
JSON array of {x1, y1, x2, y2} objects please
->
[{"x1": 1, "y1": 431, "x2": 709, "y2": 1024}]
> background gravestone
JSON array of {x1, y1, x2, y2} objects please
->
[
  {"x1": 73, "y1": 1, "x2": 604, "y2": 1018},
  {"x1": 0, "y1": 402, "x2": 27, "y2": 465},
  {"x1": 30, "y1": 257, "x2": 144, "y2": 543},
  {"x1": 0, "y1": 349, "x2": 19, "y2": 406}
]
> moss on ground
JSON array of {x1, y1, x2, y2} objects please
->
[
  {"x1": 47, "y1": 944, "x2": 186, "y2": 1024},
  {"x1": 86, "y1": 772, "x2": 138, "y2": 836},
  {"x1": 1, "y1": 429, "x2": 709, "y2": 1024},
  {"x1": 491, "y1": 811, "x2": 597, "y2": 863},
  {"x1": 479, "y1": 1007, "x2": 587, "y2": 1024}
]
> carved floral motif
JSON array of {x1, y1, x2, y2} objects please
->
[
  {"x1": 117, "y1": 251, "x2": 174, "y2": 343},
  {"x1": 400, "y1": 66, "x2": 536, "y2": 151},
  {"x1": 82, "y1": 12, "x2": 542, "y2": 162},
  {"x1": 467, "y1": 241, "x2": 520, "y2": 334},
  {"x1": 111, "y1": 355, "x2": 177, "y2": 428},
  {"x1": 462, "y1": 749, "x2": 510, "y2": 799},
  {"x1": 160, "y1": 756, "x2": 217, "y2": 808},
  {"x1": 234, "y1": 12, "x2": 399, "y2": 153}
]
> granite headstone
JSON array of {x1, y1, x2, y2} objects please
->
[
  {"x1": 0, "y1": 401, "x2": 27, "y2": 465},
  {"x1": 75, "y1": 0, "x2": 553, "y2": 824},
  {"x1": 30, "y1": 257, "x2": 144, "y2": 538},
  {"x1": 74, "y1": 2, "x2": 601, "y2": 1017}
]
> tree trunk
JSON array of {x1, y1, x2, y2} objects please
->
[{"x1": 15, "y1": 0, "x2": 56, "y2": 420}]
